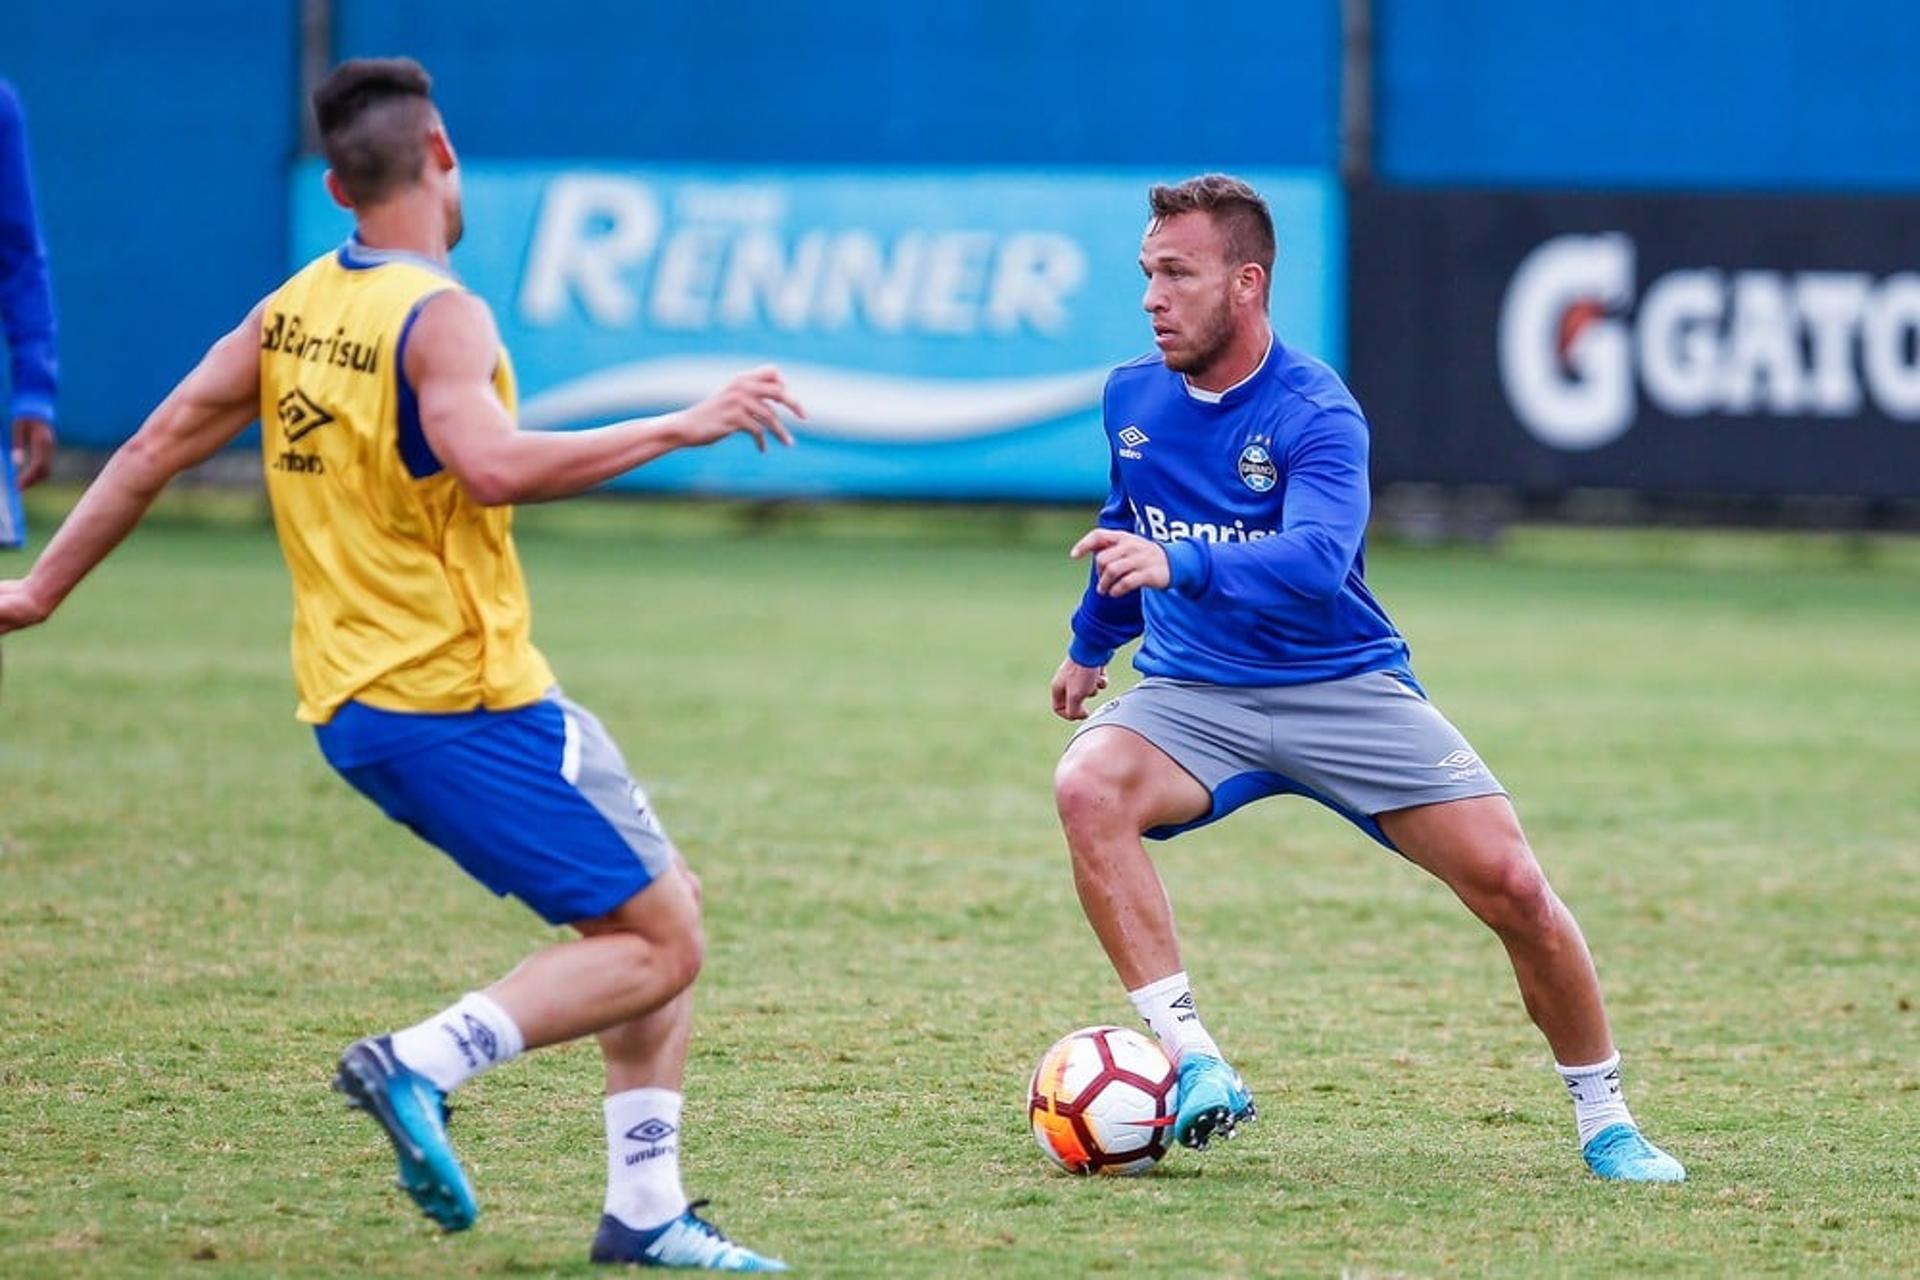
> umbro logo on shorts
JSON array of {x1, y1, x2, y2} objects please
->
[{"x1": 1435, "y1": 749, "x2": 1489, "y2": 780}]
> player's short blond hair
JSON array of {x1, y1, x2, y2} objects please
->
[{"x1": 1148, "y1": 174, "x2": 1276, "y2": 301}]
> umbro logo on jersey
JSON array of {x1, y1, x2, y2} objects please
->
[
  {"x1": 277, "y1": 387, "x2": 335, "y2": 443},
  {"x1": 1118, "y1": 424, "x2": 1150, "y2": 459}
]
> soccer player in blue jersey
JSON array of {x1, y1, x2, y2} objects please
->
[
  {"x1": 1049, "y1": 174, "x2": 1684, "y2": 1182},
  {"x1": 0, "y1": 78, "x2": 60, "y2": 547}
]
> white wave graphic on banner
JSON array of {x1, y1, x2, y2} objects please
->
[{"x1": 518, "y1": 356, "x2": 1110, "y2": 443}]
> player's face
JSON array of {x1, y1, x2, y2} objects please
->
[{"x1": 1139, "y1": 212, "x2": 1237, "y2": 376}]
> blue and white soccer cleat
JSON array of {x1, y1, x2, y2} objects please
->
[
  {"x1": 1582, "y1": 1123, "x2": 1686, "y2": 1183},
  {"x1": 1172, "y1": 1053, "x2": 1257, "y2": 1150},
  {"x1": 589, "y1": 1202, "x2": 789, "y2": 1271},
  {"x1": 333, "y1": 1036, "x2": 479, "y2": 1231}
]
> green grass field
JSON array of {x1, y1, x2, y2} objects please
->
[{"x1": 3, "y1": 490, "x2": 1917, "y2": 1277}]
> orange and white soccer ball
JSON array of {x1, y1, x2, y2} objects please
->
[{"x1": 1027, "y1": 1025, "x2": 1177, "y2": 1176}]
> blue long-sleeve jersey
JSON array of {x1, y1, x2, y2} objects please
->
[
  {"x1": 1068, "y1": 336, "x2": 1412, "y2": 687},
  {"x1": 0, "y1": 79, "x2": 57, "y2": 424}
]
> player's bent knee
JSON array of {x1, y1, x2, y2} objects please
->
[
  {"x1": 1477, "y1": 855, "x2": 1557, "y2": 940},
  {"x1": 588, "y1": 866, "x2": 706, "y2": 992},
  {"x1": 658, "y1": 921, "x2": 705, "y2": 994},
  {"x1": 1053, "y1": 753, "x2": 1134, "y2": 839}
]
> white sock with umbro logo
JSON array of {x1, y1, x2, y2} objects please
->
[
  {"x1": 1556, "y1": 1052, "x2": 1636, "y2": 1146},
  {"x1": 605, "y1": 1087, "x2": 689, "y2": 1231},
  {"x1": 388, "y1": 991, "x2": 524, "y2": 1093},
  {"x1": 1128, "y1": 970, "x2": 1224, "y2": 1065}
]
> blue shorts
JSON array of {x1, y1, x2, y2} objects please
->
[{"x1": 316, "y1": 692, "x2": 675, "y2": 925}]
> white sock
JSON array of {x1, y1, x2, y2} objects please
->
[
  {"x1": 604, "y1": 1088, "x2": 689, "y2": 1231},
  {"x1": 388, "y1": 991, "x2": 525, "y2": 1093},
  {"x1": 1127, "y1": 970, "x2": 1223, "y2": 1065},
  {"x1": 1556, "y1": 1052, "x2": 1636, "y2": 1146}
]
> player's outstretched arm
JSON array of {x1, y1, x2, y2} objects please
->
[
  {"x1": 413, "y1": 292, "x2": 804, "y2": 506},
  {"x1": 0, "y1": 304, "x2": 264, "y2": 635}
]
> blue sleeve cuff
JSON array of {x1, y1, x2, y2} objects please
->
[
  {"x1": 9, "y1": 392, "x2": 54, "y2": 424},
  {"x1": 1164, "y1": 538, "x2": 1212, "y2": 597},
  {"x1": 1067, "y1": 634, "x2": 1116, "y2": 668}
]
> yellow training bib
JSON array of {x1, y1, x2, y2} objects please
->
[{"x1": 258, "y1": 241, "x2": 553, "y2": 724}]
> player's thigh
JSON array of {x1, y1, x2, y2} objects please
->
[
  {"x1": 1056, "y1": 723, "x2": 1211, "y2": 831},
  {"x1": 573, "y1": 860, "x2": 703, "y2": 945},
  {"x1": 1377, "y1": 793, "x2": 1543, "y2": 909},
  {"x1": 331, "y1": 695, "x2": 675, "y2": 926}
]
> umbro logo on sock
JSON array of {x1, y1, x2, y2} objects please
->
[
  {"x1": 623, "y1": 1118, "x2": 679, "y2": 1166},
  {"x1": 625, "y1": 1119, "x2": 678, "y2": 1145},
  {"x1": 443, "y1": 1014, "x2": 499, "y2": 1068}
]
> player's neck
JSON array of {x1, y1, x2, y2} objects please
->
[
  {"x1": 1185, "y1": 321, "x2": 1272, "y2": 395},
  {"x1": 352, "y1": 199, "x2": 452, "y2": 266}
]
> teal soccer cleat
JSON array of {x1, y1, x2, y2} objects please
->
[
  {"x1": 333, "y1": 1036, "x2": 479, "y2": 1231},
  {"x1": 1173, "y1": 1053, "x2": 1257, "y2": 1150},
  {"x1": 1582, "y1": 1123, "x2": 1686, "y2": 1183},
  {"x1": 589, "y1": 1202, "x2": 790, "y2": 1271}
]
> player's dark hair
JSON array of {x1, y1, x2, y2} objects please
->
[
  {"x1": 1148, "y1": 174, "x2": 1276, "y2": 301},
  {"x1": 312, "y1": 58, "x2": 437, "y2": 206}
]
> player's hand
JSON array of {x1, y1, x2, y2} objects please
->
[
  {"x1": 12, "y1": 416, "x2": 55, "y2": 488},
  {"x1": 0, "y1": 579, "x2": 52, "y2": 635},
  {"x1": 1071, "y1": 528, "x2": 1171, "y2": 596},
  {"x1": 676, "y1": 366, "x2": 805, "y2": 453},
  {"x1": 1051, "y1": 657, "x2": 1109, "y2": 722}
]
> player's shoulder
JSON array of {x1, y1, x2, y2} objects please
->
[
  {"x1": 1271, "y1": 341, "x2": 1363, "y2": 420},
  {"x1": 1111, "y1": 349, "x2": 1166, "y2": 378},
  {"x1": 1099, "y1": 351, "x2": 1181, "y2": 431},
  {"x1": 1104, "y1": 349, "x2": 1178, "y2": 405}
]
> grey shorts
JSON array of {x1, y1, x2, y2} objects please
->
[{"x1": 1070, "y1": 670, "x2": 1506, "y2": 849}]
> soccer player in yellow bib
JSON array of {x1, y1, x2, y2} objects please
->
[{"x1": 0, "y1": 59, "x2": 798, "y2": 1271}]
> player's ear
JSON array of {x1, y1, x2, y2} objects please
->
[
  {"x1": 426, "y1": 124, "x2": 458, "y2": 174},
  {"x1": 1236, "y1": 262, "x2": 1267, "y2": 307},
  {"x1": 322, "y1": 169, "x2": 354, "y2": 212}
]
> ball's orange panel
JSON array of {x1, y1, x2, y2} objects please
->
[{"x1": 1031, "y1": 1105, "x2": 1091, "y2": 1171}]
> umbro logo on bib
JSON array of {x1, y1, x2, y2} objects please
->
[{"x1": 278, "y1": 387, "x2": 336, "y2": 443}]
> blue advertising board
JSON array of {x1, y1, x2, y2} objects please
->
[{"x1": 292, "y1": 163, "x2": 1341, "y2": 500}]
